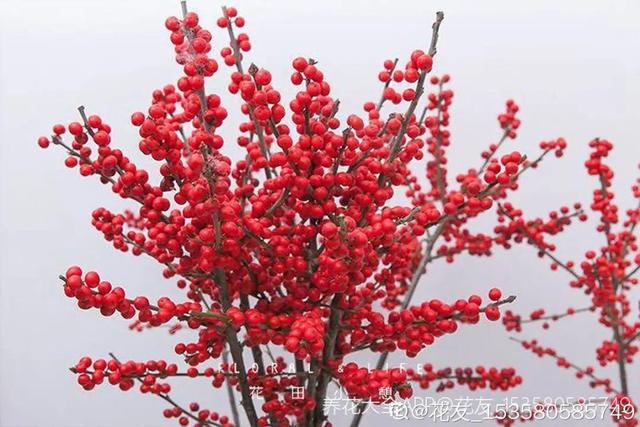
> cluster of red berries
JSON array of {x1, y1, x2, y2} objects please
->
[
  {"x1": 596, "y1": 340, "x2": 637, "y2": 367},
  {"x1": 37, "y1": 3, "x2": 618, "y2": 427},
  {"x1": 337, "y1": 363, "x2": 412, "y2": 402},
  {"x1": 63, "y1": 266, "x2": 201, "y2": 325},
  {"x1": 408, "y1": 364, "x2": 521, "y2": 392},
  {"x1": 73, "y1": 356, "x2": 179, "y2": 393},
  {"x1": 495, "y1": 139, "x2": 639, "y2": 426},
  {"x1": 285, "y1": 313, "x2": 325, "y2": 359},
  {"x1": 515, "y1": 339, "x2": 617, "y2": 392},
  {"x1": 164, "y1": 403, "x2": 233, "y2": 427},
  {"x1": 357, "y1": 288, "x2": 510, "y2": 358}
]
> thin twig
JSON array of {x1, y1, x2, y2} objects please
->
[{"x1": 222, "y1": 350, "x2": 242, "y2": 427}]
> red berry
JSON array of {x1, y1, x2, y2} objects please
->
[
  {"x1": 37, "y1": 136, "x2": 50, "y2": 148},
  {"x1": 488, "y1": 288, "x2": 502, "y2": 301}
]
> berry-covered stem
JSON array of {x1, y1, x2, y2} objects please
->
[
  {"x1": 509, "y1": 338, "x2": 621, "y2": 395},
  {"x1": 478, "y1": 128, "x2": 510, "y2": 175},
  {"x1": 108, "y1": 352, "x2": 225, "y2": 427},
  {"x1": 222, "y1": 6, "x2": 272, "y2": 179},
  {"x1": 519, "y1": 306, "x2": 594, "y2": 324}
]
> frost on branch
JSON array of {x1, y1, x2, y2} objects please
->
[{"x1": 37, "y1": 3, "x2": 579, "y2": 427}]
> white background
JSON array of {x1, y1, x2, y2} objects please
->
[{"x1": 1, "y1": 0, "x2": 639, "y2": 426}]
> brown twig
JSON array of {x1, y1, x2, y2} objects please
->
[{"x1": 222, "y1": 350, "x2": 242, "y2": 427}]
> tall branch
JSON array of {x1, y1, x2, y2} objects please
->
[{"x1": 350, "y1": 14, "x2": 445, "y2": 426}]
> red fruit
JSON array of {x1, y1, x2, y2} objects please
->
[
  {"x1": 254, "y1": 69, "x2": 271, "y2": 86},
  {"x1": 183, "y1": 12, "x2": 199, "y2": 28},
  {"x1": 485, "y1": 306, "x2": 501, "y2": 321},
  {"x1": 416, "y1": 54, "x2": 433, "y2": 71},
  {"x1": 37, "y1": 136, "x2": 50, "y2": 148}
]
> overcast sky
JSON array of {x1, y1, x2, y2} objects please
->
[{"x1": 1, "y1": 0, "x2": 639, "y2": 426}]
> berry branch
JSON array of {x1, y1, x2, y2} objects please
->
[
  {"x1": 496, "y1": 138, "x2": 639, "y2": 425},
  {"x1": 509, "y1": 338, "x2": 621, "y2": 395},
  {"x1": 107, "y1": 352, "x2": 224, "y2": 427},
  {"x1": 37, "y1": 2, "x2": 599, "y2": 426}
]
